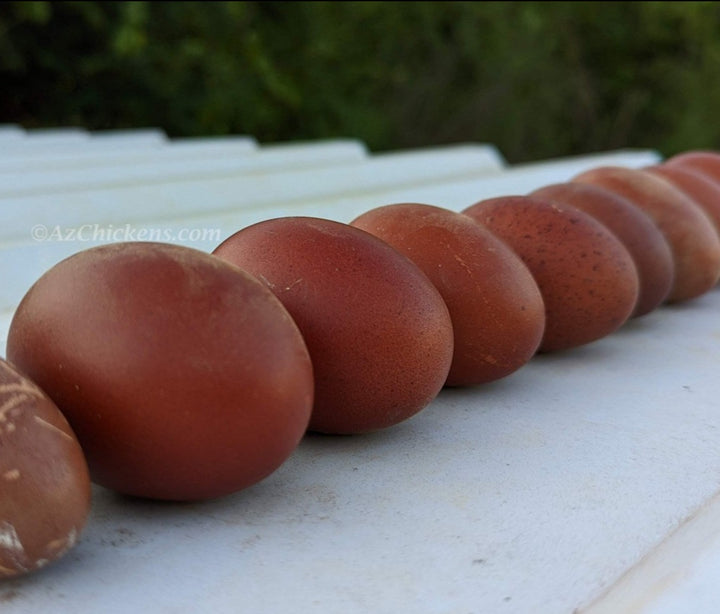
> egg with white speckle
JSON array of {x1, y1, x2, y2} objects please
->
[
  {"x1": 6, "y1": 242, "x2": 314, "y2": 501},
  {"x1": 0, "y1": 358, "x2": 91, "y2": 578}
]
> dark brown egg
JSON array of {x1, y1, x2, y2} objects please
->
[
  {"x1": 351, "y1": 203, "x2": 545, "y2": 386},
  {"x1": 573, "y1": 166, "x2": 720, "y2": 302},
  {"x1": 7, "y1": 242, "x2": 314, "y2": 501},
  {"x1": 665, "y1": 150, "x2": 720, "y2": 185},
  {"x1": 0, "y1": 358, "x2": 91, "y2": 578},
  {"x1": 645, "y1": 164, "x2": 720, "y2": 238},
  {"x1": 213, "y1": 217, "x2": 454, "y2": 434},
  {"x1": 463, "y1": 196, "x2": 639, "y2": 353},
  {"x1": 530, "y1": 182, "x2": 674, "y2": 317}
]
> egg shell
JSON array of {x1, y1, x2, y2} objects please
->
[
  {"x1": 645, "y1": 164, "x2": 720, "y2": 238},
  {"x1": 213, "y1": 216, "x2": 454, "y2": 434},
  {"x1": 530, "y1": 182, "x2": 674, "y2": 317},
  {"x1": 463, "y1": 196, "x2": 639, "y2": 353},
  {"x1": 0, "y1": 358, "x2": 91, "y2": 578},
  {"x1": 7, "y1": 242, "x2": 314, "y2": 501},
  {"x1": 350, "y1": 203, "x2": 545, "y2": 387},
  {"x1": 573, "y1": 166, "x2": 720, "y2": 302},
  {"x1": 665, "y1": 150, "x2": 720, "y2": 185}
]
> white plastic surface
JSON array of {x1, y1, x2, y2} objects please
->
[
  {"x1": 0, "y1": 125, "x2": 25, "y2": 140},
  {"x1": 0, "y1": 137, "x2": 259, "y2": 173},
  {"x1": 0, "y1": 144, "x2": 505, "y2": 242},
  {"x1": 584, "y1": 490, "x2": 720, "y2": 613},
  {"x1": 0, "y1": 140, "x2": 369, "y2": 196},
  {"x1": 4, "y1": 128, "x2": 89, "y2": 149}
]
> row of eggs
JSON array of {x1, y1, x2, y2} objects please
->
[{"x1": 2, "y1": 150, "x2": 720, "y2": 578}]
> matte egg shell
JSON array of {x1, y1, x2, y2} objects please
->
[
  {"x1": 573, "y1": 166, "x2": 720, "y2": 302},
  {"x1": 0, "y1": 358, "x2": 91, "y2": 578},
  {"x1": 665, "y1": 150, "x2": 720, "y2": 185},
  {"x1": 213, "y1": 217, "x2": 454, "y2": 434},
  {"x1": 351, "y1": 203, "x2": 545, "y2": 386},
  {"x1": 645, "y1": 164, "x2": 720, "y2": 238},
  {"x1": 463, "y1": 196, "x2": 639, "y2": 353},
  {"x1": 530, "y1": 182, "x2": 674, "y2": 317},
  {"x1": 7, "y1": 242, "x2": 314, "y2": 501}
]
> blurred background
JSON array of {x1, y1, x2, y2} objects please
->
[{"x1": 2, "y1": 1, "x2": 720, "y2": 163}]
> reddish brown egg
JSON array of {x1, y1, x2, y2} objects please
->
[
  {"x1": 7, "y1": 242, "x2": 314, "y2": 501},
  {"x1": 0, "y1": 358, "x2": 91, "y2": 578},
  {"x1": 665, "y1": 150, "x2": 720, "y2": 185},
  {"x1": 573, "y1": 166, "x2": 720, "y2": 302},
  {"x1": 530, "y1": 182, "x2": 674, "y2": 317},
  {"x1": 213, "y1": 217, "x2": 454, "y2": 434},
  {"x1": 350, "y1": 203, "x2": 545, "y2": 386},
  {"x1": 463, "y1": 196, "x2": 639, "y2": 353},
  {"x1": 645, "y1": 164, "x2": 720, "y2": 237}
]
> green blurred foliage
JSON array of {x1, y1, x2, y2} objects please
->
[{"x1": 1, "y1": 1, "x2": 720, "y2": 162}]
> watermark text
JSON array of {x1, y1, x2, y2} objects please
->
[{"x1": 31, "y1": 223, "x2": 222, "y2": 244}]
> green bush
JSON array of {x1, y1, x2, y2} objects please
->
[{"x1": 2, "y1": 1, "x2": 720, "y2": 162}]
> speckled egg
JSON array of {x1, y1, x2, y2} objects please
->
[
  {"x1": 7, "y1": 242, "x2": 314, "y2": 501},
  {"x1": 646, "y1": 164, "x2": 720, "y2": 238},
  {"x1": 351, "y1": 203, "x2": 545, "y2": 386},
  {"x1": 213, "y1": 216, "x2": 454, "y2": 434},
  {"x1": 573, "y1": 166, "x2": 720, "y2": 302},
  {"x1": 0, "y1": 358, "x2": 91, "y2": 578},
  {"x1": 463, "y1": 196, "x2": 639, "y2": 352},
  {"x1": 530, "y1": 182, "x2": 674, "y2": 317},
  {"x1": 665, "y1": 150, "x2": 720, "y2": 185}
]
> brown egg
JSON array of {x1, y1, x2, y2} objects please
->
[
  {"x1": 7, "y1": 242, "x2": 314, "y2": 501},
  {"x1": 463, "y1": 196, "x2": 639, "y2": 353},
  {"x1": 0, "y1": 358, "x2": 91, "y2": 578},
  {"x1": 645, "y1": 164, "x2": 720, "y2": 237},
  {"x1": 573, "y1": 166, "x2": 720, "y2": 302},
  {"x1": 665, "y1": 150, "x2": 720, "y2": 185},
  {"x1": 213, "y1": 217, "x2": 454, "y2": 434},
  {"x1": 530, "y1": 182, "x2": 674, "y2": 317},
  {"x1": 350, "y1": 203, "x2": 545, "y2": 386}
]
